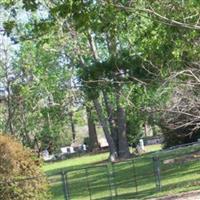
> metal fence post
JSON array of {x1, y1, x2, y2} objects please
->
[
  {"x1": 152, "y1": 156, "x2": 161, "y2": 191},
  {"x1": 131, "y1": 159, "x2": 138, "y2": 193},
  {"x1": 85, "y1": 168, "x2": 92, "y2": 200},
  {"x1": 65, "y1": 172, "x2": 71, "y2": 200},
  {"x1": 106, "y1": 165, "x2": 114, "y2": 200},
  {"x1": 111, "y1": 163, "x2": 118, "y2": 199},
  {"x1": 61, "y1": 171, "x2": 70, "y2": 200}
]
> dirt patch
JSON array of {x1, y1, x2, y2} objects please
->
[
  {"x1": 151, "y1": 190, "x2": 200, "y2": 200},
  {"x1": 163, "y1": 151, "x2": 200, "y2": 164}
]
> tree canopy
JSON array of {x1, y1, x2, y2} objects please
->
[{"x1": 1, "y1": 0, "x2": 200, "y2": 159}]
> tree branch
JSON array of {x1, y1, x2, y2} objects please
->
[{"x1": 115, "y1": 4, "x2": 200, "y2": 31}]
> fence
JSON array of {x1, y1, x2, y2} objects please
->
[
  {"x1": 1, "y1": 144, "x2": 200, "y2": 200},
  {"x1": 48, "y1": 144, "x2": 200, "y2": 200}
]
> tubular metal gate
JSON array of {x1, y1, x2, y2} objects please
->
[
  {"x1": 48, "y1": 145, "x2": 200, "y2": 200},
  {"x1": 59, "y1": 158, "x2": 157, "y2": 200}
]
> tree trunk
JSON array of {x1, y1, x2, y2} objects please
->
[
  {"x1": 86, "y1": 105, "x2": 99, "y2": 152},
  {"x1": 34, "y1": 136, "x2": 42, "y2": 158},
  {"x1": 102, "y1": 90, "x2": 119, "y2": 152},
  {"x1": 88, "y1": 30, "x2": 130, "y2": 159},
  {"x1": 67, "y1": 27, "x2": 118, "y2": 161},
  {"x1": 152, "y1": 125, "x2": 157, "y2": 136},
  {"x1": 5, "y1": 83, "x2": 14, "y2": 135},
  {"x1": 116, "y1": 88, "x2": 131, "y2": 159},
  {"x1": 93, "y1": 99, "x2": 118, "y2": 161},
  {"x1": 144, "y1": 122, "x2": 148, "y2": 137},
  {"x1": 117, "y1": 107, "x2": 131, "y2": 159},
  {"x1": 87, "y1": 31, "x2": 118, "y2": 160},
  {"x1": 69, "y1": 112, "x2": 76, "y2": 142},
  {"x1": 20, "y1": 100, "x2": 31, "y2": 146},
  {"x1": 105, "y1": 31, "x2": 130, "y2": 158}
]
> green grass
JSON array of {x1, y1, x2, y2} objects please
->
[
  {"x1": 43, "y1": 144, "x2": 200, "y2": 200},
  {"x1": 144, "y1": 144, "x2": 162, "y2": 152},
  {"x1": 43, "y1": 152, "x2": 109, "y2": 176}
]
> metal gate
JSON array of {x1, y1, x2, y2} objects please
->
[
  {"x1": 48, "y1": 144, "x2": 200, "y2": 200},
  {"x1": 61, "y1": 158, "x2": 156, "y2": 200}
]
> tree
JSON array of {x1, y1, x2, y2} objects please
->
[
  {"x1": 0, "y1": 33, "x2": 18, "y2": 135},
  {"x1": 86, "y1": 103, "x2": 99, "y2": 152},
  {"x1": 2, "y1": 0, "x2": 200, "y2": 158}
]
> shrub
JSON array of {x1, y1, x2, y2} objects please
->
[
  {"x1": 161, "y1": 126, "x2": 200, "y2": 148},
  {"x1": 159, "y1": 85, "x2": 200, "y2": 148},
  {"x1": 0, "y1": 134, "x2": 50, "y2": 200}
]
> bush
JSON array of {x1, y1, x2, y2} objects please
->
[
  {"x1": 162, "y1": 126, "x2": 200, "y2": 148},
  {"x1": 0, "y1": 134, "x2": 50, "y2": 200},
  {"x1": 159, "y1": 85, "x2": 200, "y2": 148}
]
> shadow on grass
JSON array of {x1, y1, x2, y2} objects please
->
[
  {"x1": 45, "y1": 159, "x2": 109, "y2": 176},
  {"x1": 93, "y1": 177, "x2": 200, "y2": 200},
  {"x1": 49, "y1": 182, "x2": 64, "y2": 200}
]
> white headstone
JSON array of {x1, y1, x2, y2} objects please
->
[
  {"x1": 82, "y1": 144, "x2": 87, "y2": 151},
  {"x1": 69, "y1": 146, "x2": 75, "y2": 153},
  {"x1": 139, "y1": 139, "x2": 145, "y2": 150},
  {"x1": 61, "y1": 146, "x2": 75, "y2": 154}
]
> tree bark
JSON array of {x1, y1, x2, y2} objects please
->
[
  {"x1": 117, "y1": 107, "x2": 131, "y2": 159},
  {"x1": 116, "y1": 88, "x2": 131, "y2": 159},
  {"x1": 102, "y1": 90, "x2": 119, "y2": 152},
  {"x1": 144, "y1": 122, "x2": 148, "y2": 137},
  {"x1": 93, "y1": 99, "x2": 118, "y2": 161},
  {"x1": 152, "y1": 125, "x2": 157, "y2": 136},
  {"x1": 20, "y1": 100, "x2": 31, "y2": 146},
  {"x1": 105, "y1": 31, "x2": 130, "y2": 159},
  {"x1": 86, "y1": 105, "x2": 99, "y2": 152},
  {"x1": 87, "y1": 31, "x2": 119, "y2": 160},
  {"x1": 69, "y1": 112, "x2": 76, "y2": 142},
  {"x1": 5, "y1": 83, "x2": 14, "y2": 135}
]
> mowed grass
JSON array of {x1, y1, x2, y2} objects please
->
[
  {"x1": 43, "y1": 144, "x2": 200, "y2": 200},
  {"x1": 43, "y1": 152, "x2": 109, "y2": 200},
  {"x1": 43, "y1": 152, "x2": 109, "y2": 176}
]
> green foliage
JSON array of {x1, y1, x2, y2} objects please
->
[
  {"x1": 4, "y1": 39, "x2": 77, "y2": 151},
  {"x1": 22, "y1": 0, "x2": 38, "y2": 11},
  {"x1": 2, "y1": 0, "x2": 200, "y2": 153},
  {"x1": 3, "y1": 20, "x2": 16, "y2": 35},
  {"x1": 79, "y1": 50, "x2": 152, "y2": 99},
  {"x1": 126, "y1": 113, "x2": 143, "y2": 146},
  {"x1": 0, "y1": 134, "x2": 50, "y2": 200}
]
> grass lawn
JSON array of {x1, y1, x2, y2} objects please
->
[
  {"x1": 43, "y1": 152, "x2": 109, "y2": 176},
  {"x1": 43, "y1": 144, "x2": 200, "y2": 200}
]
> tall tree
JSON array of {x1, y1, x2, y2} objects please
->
[{"x1": 2, "y1": 0, "x2": 200, "y2": 158}]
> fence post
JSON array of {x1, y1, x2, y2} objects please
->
[
  {"x1": 106, "y1": 165, "x2": 114, "y2": 200},
  {"x1": 111, "y1": 163, "x2": 118, "y2": 199},
  {"x1": 131, "y1": 159, "x2": 138, "y2": 193},
  {"x1": 85, "y1": 168, "x2": 92, "y2": 200},
  {"x1": 61, "y1": 171, "x2": 70, "y2": 200},
  {"x1": 152, "y1": 156, "x2": 161, "y2": 191}
]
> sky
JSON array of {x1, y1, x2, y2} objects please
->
[{"x1": 0, "y1": 2, "x2": 54, "y2": 88}]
